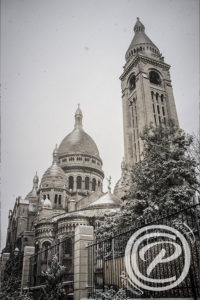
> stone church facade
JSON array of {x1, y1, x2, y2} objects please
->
[
  {"x1": 4, "y1": 105, "x2": 122, "y2": 256},
  {"x1": 1, "y1": 18, "x2": 179, "y2": 297}
]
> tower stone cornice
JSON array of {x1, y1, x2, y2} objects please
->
[
  {"x1": 120, "y1": 55, "x2": 171, "y2": 80},
  {"x1": 119, "y1": 54, "x2": 171, "y2": 80}
]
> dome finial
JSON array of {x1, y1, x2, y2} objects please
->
[
  {"x1": 75, "y1": 104, "x2": 83, "y2": 129},
  {"x1": 53, "y1": 144, "x2": 58, "y2": 163},
  {"x1": 107, "y1": 176, "x2": 112, "y2": 193},
  {"x1": 33, "y1": 172, "x2": 39, "y2": 187}
]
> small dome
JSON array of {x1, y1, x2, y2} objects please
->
[
  {"x1": 40, "y1": 146, "x2": 66, "y2": 188},
  {"x1": 43, "y1": 198, "x2": 52, "y2": 208},
  {"x1": 33, "y1": 172, "x2": 39, "y2": 184},
  {"x1": 88, "y1": 192, "x2": 122, "y2": 209},
  {"x1": 25, "y1": 188, "x2": 37, "y2": 199},
  {"x1": 25, "y1": 172, "x2": 38, "y2": 200}
]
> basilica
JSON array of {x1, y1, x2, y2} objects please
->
[
  {"x1": 5, "y1": 104, "x2": 122, "y2": 254},
  {"x1": 1, "y1": 17, "x2": 180, "y2": 298}
]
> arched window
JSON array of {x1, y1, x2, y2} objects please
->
[
  {"x1": 35, "y1": 242, "x2": 39, "y2": 254},
  {"x1": 98, "y1": 180, "x2": 101, "y2": 187},
  {"x1": 85, "y1": 177, "x2": 89, "y2": 190},
  {"x1": 58, "y1": 195, "x2": 62, "y2": 205},
  {"x1": 63, "y1": 238, "x2": 73, "y2": 255},
  {"x1": 151, "y1": 91, "x2": 154, "y2": 100},
  {"x1": 69, "y1": 176, "x2": 74, "y2": 190},
  {"x1": 92, "y1": 178, "x2": 96, "y2": 191},
  {"x1": 54, "y1": 194, "x2": 58, "y2": 204},
  {"x1": 77, "y1": 176, "x2": 82, "y2": 189},
  {"x1": 161, "y1": 94, "x2": 164, "y2": 102},
  {"x1": 42, "y1": 241, "x2": 51, "y2": 261},
  {"x1": 129, "y1": 74, "x2": 136, "y2": 90},
  {"x1": 149, "y1": 71, "x2": 161, "y2": 85}
]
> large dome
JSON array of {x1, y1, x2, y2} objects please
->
[
  {"x1": 58, "y1": 105, "x2": 100, "y2": 158},
  {"x1": 58, "y1": 128, "x2": 100, "y2": 157}
]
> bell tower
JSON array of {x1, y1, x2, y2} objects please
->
[{"x1": 120, "y1": 18, "x2": 179, "y2": 166}]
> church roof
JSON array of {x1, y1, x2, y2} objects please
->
[
  {"x1": 87, "y1": 192, "x2": 122, "y2": 209},
  {"x1": 58, "y1": 106, "x2": 100, "y2": 158}
]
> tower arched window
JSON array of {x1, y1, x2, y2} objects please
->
[
  {"x1": 69, "y1": 176, "x2": 74, "y2": 190},
  {"x1": 54, "y1": 194, "x2": 58, "y2": 204},
  {"x1": 151, "y1": 91, "x2": 154, "y2": 100},
  {"x1": 161, "y1": 94, "x2": 164, "y2": 102},
  {"x1": 149, "y1": 71, "x2": 161, "y2": 85},
  {"x1": 58, "y1": 195, "x2": 62, "y2": 205},
  {"x1": 156, "y1": 93, "x2": 159, "y2": 101},
  {"x1": 92, "y1": 178, "x2": 96, "y2": 191},
  {"x1": 129, "y1": 74, "x2": 136, "y2": 90},
  {"x1": 85, "y1": 177, "x2": 89, "y2": 190},
  {"x1": 77, "y1": 176, "x2": 82, "y2": 189}
]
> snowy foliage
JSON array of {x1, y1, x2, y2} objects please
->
[
  {"x1": 188, "y1": 133, "x2": 200, "y2": 194},
  {"x1": 95, "y1": 288, "x2": 127, "y2": 300},
  {"x1": 0, "y1": 253, "x2": 30, "y2": 300},
  {"x1": 39, "y1": 255, "x2": 66, "y2": 300},
  {"x1": 96, "y1": 122, "x2": 198, "y2": 239}
]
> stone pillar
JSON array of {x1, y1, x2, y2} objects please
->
[
  {"x1": 21, "y1": 246, "x2": 35, "y2": 290},
  {"x1": 0, "y1": 253, "x2": 10, "y2": 285},
  {"x1": 74, "y1": 225, "x2": 94, "y2": 300}
]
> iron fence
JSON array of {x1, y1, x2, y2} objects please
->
[
  {"x1": 88, "y1": 201, "x2": 200, "y2": 299},
  {"x1": 29, "y1": 237, "x2": 74, "y2": 288}
]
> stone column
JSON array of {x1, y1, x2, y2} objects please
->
[
  {"x1": 74, "y1": 225, "x2": 94, "y2": 300},
  {"x1": 21, "y1": 246, "x2": 35, "y2": 290}
]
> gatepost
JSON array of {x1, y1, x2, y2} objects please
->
[
  {"x1": 74, "y1": 225, "x2": 94, "y2": 300},
  {"x1": 21, "y1": 246, "x2": 35, "y2": 291}
]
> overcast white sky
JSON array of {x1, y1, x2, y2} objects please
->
[{"x1": 1, "y1": 0, "x2": 199, "y2": 251}]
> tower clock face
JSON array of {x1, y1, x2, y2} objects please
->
[{"x1": 149, "y1": 71, "x2": 161, "y2": 85}]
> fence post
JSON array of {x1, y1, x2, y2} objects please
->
[
  {"x1": 74, "y1": 225, "x2": 94, "y2": 300},
  {"x1": 21, "y1": 246, "x2": 35, "y2": 291}
]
